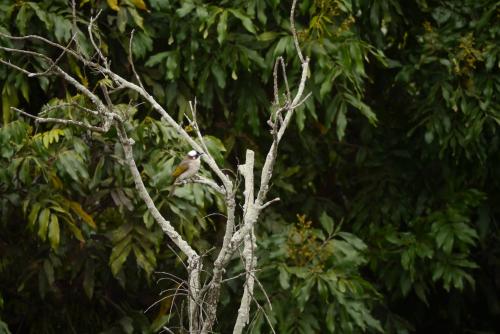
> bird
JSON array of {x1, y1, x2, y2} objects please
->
[{"x1": 168, "y1": 150, "x2": 204, "y2": 197}]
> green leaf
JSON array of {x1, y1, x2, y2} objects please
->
[
  {"x1": 176, "y1": 2, "x2": 195, "y2": 17},
  {"x1": 67, "y1": 222, "x2": 85, "y2": 242},
  {"x1": 48, "y1": 214, "x2": 60, "y2": 250},
  {"x1": 133, "y1": 245, "x2": 155, "y2": 276},
  {"x1": 344, "y1": 93, "x2": 377, "y2": 125},
  {"x1": 257, "y1": 31, "x2": 279, "y2": 41},
  {"x1": 228, "y1": 9, "x2": 256, "y2": 34},
  {"x1": 326, "y1": 303, "x2": 335, "y2": 332},
  {"x1": 109, "y1": 223, "x2": 134, "y2": 244},
  {"x1": 319, "y1": 212, "x2": 334, "y2": 235},
  {"x1": 43, "y1": 259, "x2": 54, "y2": 286},
  {"x1": 117, "y1": 7, "x2": 128, "y2": 33},
  {"x1": 278, "y1": 266, "x2": 290, "y2": 289},
  {"x1": 110, "y1": 239, "x2": 133, "y2": 276},
  {"x1": 52, "y1": 15, "x2": 72, "y2": 42},
  {"x1": 56, "y1": 150, "x2": 88, "y2": 182},
  {"x1": 131, "y1": 30, "x2": 153, "y2": 59},
  {"x1": 217, "y1": 11, "x2": 228, "y2": 44},
  {"x1": 107, "y1": 0, "x2": 120, "y2": 11},
  {"x1": 127, "y1": 7, "x2": 144, "y2": 30},
  {"x1": 203, "y1": 135, "x2": 226, "y2": 165},
  {"x1": 27, "y1": 3, "x2": 51, "y2": 30},
  {"x1": 145, "y1": 51, "x2": 170, "y2": 67},
  {"x1": 336, "y1": 102, "x2": 347, "y2": 140},
  {"x1": 28, "y1": 203, "x2": 42, "y2": 230},
  {"x1": 38, "y1": 208, "x2": 51, "y2": 241},
  {"x1": 295, "y1": 105, "x2": 306, "y2": 131},
  {"x1": 69, "y1": 201, "x2": 96, "y2": 230},
  {"x1": 211, "y1": 62, "x2": 226, "y2": 88}
]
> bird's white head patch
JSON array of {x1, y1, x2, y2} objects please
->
[{"x1": 188, "y1": 150, "x2": 198, "y2": 157}]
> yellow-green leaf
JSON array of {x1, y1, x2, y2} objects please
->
[
  {"x1": 48, "y1": 214, "x2": 60, "y2": 249},
  {"x1": 107, "y1": 0, "x2": 120, "y2": 11},
  {"x1": 28, "y1": 203, "x2": 42, "y2": 230},
  {"x1": 38, "y1": 208, "x2": 51, "y2": 241},
  {"x1": 48, "y1": 173, "x2": 63, "y2": 190},
  {"x1": 69, "y1": 201, "x2": 97, "y2": 229},
  {"x1": 131, "y1": 0, "x2": 147, "y2": 10},
  {"x1": 67, "y1": 222, "x2": 85, "y2": 242}
]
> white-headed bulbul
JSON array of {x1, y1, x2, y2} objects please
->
[{"x1": 168, "y1": 150, "x2": 204, "y2": 197}]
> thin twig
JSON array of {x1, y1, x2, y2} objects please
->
[
  {"x1": 188, "y1": 99, "x2": 211, "y2": 156},
  {"x1": 12, "y1": 107, "x2": 106, "y2": 133},
  {"x1": 87, "y1": 10, "x2": 107, "y2": 66},
  {"x1": 128, "y1": 29, "x2": 145, "y2": 90},
  {"x1": 175, "y1": 175, "x2": 225, "y2": 195},
  {"x1": 290, "y1": 0, "x2": 304, "y2": 63},
  {"x1": 259, "y1": 197, "x2": 280, "y2": 210},
  {"x1": 41, "y1": 102, "x2": 99, "y2": 116},
  {"x1": 29, "y1": 33, "x2": 77, "y2": 77}
]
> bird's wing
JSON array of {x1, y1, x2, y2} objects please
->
[{"x1": 172, "y1": 160, "x2": 190, "y2": 178}]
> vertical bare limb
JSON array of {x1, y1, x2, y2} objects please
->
[
  {"x1": 290, "y1": 0, "x2": 305, "y2": 63},
  {"x1": 233, "y1": 229, "x2": 257, "y2": 334},
  {"x1": 128, "y1": 29, "x2": 145, "y2": 90}
]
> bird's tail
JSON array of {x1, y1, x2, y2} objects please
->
[{"x1": 168, "y1": 184, "x2": 176, "y2": 197}]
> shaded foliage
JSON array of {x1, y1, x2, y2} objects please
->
[{"x1": 1, "y1": 0, "x2": 499, "y2": 333}]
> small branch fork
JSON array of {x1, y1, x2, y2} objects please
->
[{"x1": 0, "y1": 0, "x2": 310, "y2": 333}]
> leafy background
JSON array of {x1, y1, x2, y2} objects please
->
[{"x1": 1, "y1": 0, "x2": 499, "y2": 333}]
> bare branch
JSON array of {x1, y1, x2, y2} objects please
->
[
  {"x1": 87, "y1": 10, "x2": 107, "y2": 66},
  {"x1": 233, "y1": 229, "x2": 257, "y2": 334},
  {"x1": 259, "y1": 197, "x2": 280, "y2": 210},
  {"x1": 41, "y1": 102, "x2": 99, "y2": 116},
  {"x1": 290, "y1": 0, "x2": 305, "y2": 63},
  {"x1": 29, "y1": 33, "x2": 77, "y2": 77},
  {"x1": 273, "y1": 57, "x2": 281, "y2": 105},
  {"x1": 176, "y1": 175, "x2": 226, "y2": 195},
  {"x1": 115, "y1": 124, "x2": 199, "y2": 260},
  {"x1": 0, "y1": 45, "x2": 53, "y2": 65},
  {"x1": 12, "y1": 107, "x2": 107, "y2": 133},
  {"x1": 0, "y1": 58, "x2": 34, "y2": 76},
  {"x1": 188, "y1": 98, "x2": 210, "y2": 156},
  {"x1": 107, "y1": 72, "x2": 233, "y2": 192},
  {"x1": 0, "y1": 32, "x2": 86, "y2": 61},
  {"x1": 248, "y1": 290, "x2": 277, "y2": 334},
  {"x1": 128, "y1": 29, "x2": 145, "y2": 90},
  {"x1": 272, "y1": 57, "x2": 291, "y2": 107}
]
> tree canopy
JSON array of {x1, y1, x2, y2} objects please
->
[{"x1": 1, "y1": 0, "x2": 499, "y2": 333}]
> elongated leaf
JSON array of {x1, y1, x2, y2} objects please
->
[
  {"x1": 228, "y1": 9, "x2": 256, "y2": 34},
  {"x1": 217, "y1": 11, "x2": 228, "y2": 44},
  {"x1": 43, "y1": 259, "x2": 54, "y2": 286},
  {"x1": 110, "y1": 242, "x2": 132, "y2": 276},
  {"x1": 48, "y1": 214, "x2": 60, "y2": 249},
  {"x1": 107, "y1": 0, "x2": 119, "y2": 11},
  {"x1": 38, "y1": 208, "x2": 51, "y2": 241},
  {"x1": 133, "y1": 245, "x2": 154, "y2": 276},
  {"x1": 66, "y1": 221, "x2": 85, "y2": 242},
  {"x1": 69, "y1": 201, "x2": 96, "y2": 229},
  {"x1": 131, "y1": 0, "x2": 147, "y2": 10},
  {"x1": 28, "y1": 203, "x2": 42, "y2": 230}
]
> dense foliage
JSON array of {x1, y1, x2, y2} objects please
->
[{"x1": 1, "y1": 0, "x2": 499, "y2": 333}]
